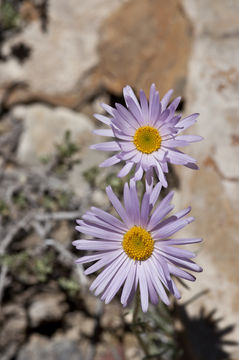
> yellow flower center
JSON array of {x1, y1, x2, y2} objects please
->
[
  {"x1": 122, "y1": 226, "x2": 154, "y2": 261},
  {"x1": 133, "y1": 126, "x2": 162, "y2": 154}
]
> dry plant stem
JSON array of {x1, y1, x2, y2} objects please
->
[
  {"x1": 0, "y1": 265, "x2": 8, "y2": 307},
  {"x1": 132, "y1": 290, "x2": 150, "y2": 357},
  {"x1": 0, "y1": 212, "x2": 34, "y2": 255}
]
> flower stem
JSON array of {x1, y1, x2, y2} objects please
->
[{"x1": 132, "y1": 290, "x2": 150, "y2": 357}]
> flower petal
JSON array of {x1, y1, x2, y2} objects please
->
[
  {"x1": 121, "y1": 261, "x2": 137, "y2": 305},
  {"x1": 99, "y1": 155, "x2": 121, "y2": 167},
  {"x1": 91, "y1": 141, "x2": 120, "y2": 152},
  {"x1": 138, "y1": 263, "x2": 149, "y2": 312},
  {"x1": 106, "y1": 186, "x2": 131, "y2": 227},
  {"x1": 161, "y1": 89, "x2": 174, "y2": 111},
  {"x1": 117, "y1": 162, "x2": 134, "y2": 178},
  {"x1": 94, "y1": 113, "x2": 111, "y2": 126},
  {"x1": 93, "y1": 129, "x2": 114, "y2": 137},
  {"x1": 152, "y1": 216, "x2": 194, "y2": 239}
]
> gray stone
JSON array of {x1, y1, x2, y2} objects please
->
[
  {"x1": 14, "y1": 104, "x2": 94, "y2": 165},
  {"x1": 101, "y1": 302, "x2": 122, "y2": 330},
  {"x1": 176, "y1": 0, "x2": 239, "y2": 354},
  {"x1": 14, "y1": 104, "x2": 107, "y2": 199},
  {"x1": 91, "y1": 189, "x2": 108, "y2": 208},
  {"x1": 0, "y1": 304, "x2": 27, "y2": 347},
  {"x1": 28, "y1": 293, "x2": 68, "y2": 327},
  {"x1": 183, "y1": 0, "x2": 239, "y2": 37},
  {"x1": 17, "y1": 335, "x2": 82, "y2": 360}
]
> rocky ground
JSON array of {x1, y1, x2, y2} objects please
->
[{"x1": 0, "y1": 0, "x2": 239, "y2": 359}]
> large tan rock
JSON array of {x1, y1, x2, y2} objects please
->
[{"x1": 95, "y1": 0, "x2": 192, "y2": 97}]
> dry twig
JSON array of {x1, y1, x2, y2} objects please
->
[
  {"x1": 0, "y1": 212, "x2": 34, "y2": 255},
  {"x1": 0, "y1": 265, "x2": 8, "y2": 306}
]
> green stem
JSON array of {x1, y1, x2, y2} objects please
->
[{"x1": 132, "y1": 290, "x2": 150, "y2": 357}]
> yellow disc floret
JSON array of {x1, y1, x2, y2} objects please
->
[
  {"x1": 122, "y1": 226, "x2": 154, "y2": 261},
  {"x1": 133, "y1": 126, "x2": 162, "y2": 154}
]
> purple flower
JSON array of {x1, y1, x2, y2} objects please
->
[
  {"x1": 73, "y1": 181, "x2": 202, "y2": 312},
  {"x1": 91, "y1": 84, "x2": 202, "y2": 187}
]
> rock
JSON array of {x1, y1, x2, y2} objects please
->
[
  {"x1": 124, "y1": 333, "x2": 143, "y2": 360},
  {"x1": 0, "y1": 304, "x2": 27, "y2": 348},
  {"x1": 95, "y1": 0, "x2": 192, "y2": 97},
  {"x1": 81, "y1": 318, "x2": 95, "y2": 337},
  {"x1": 62, "y1": 312, "x2": 85, "y2": 340},
  {"x1": 17, "y1": 335, "x2": 83, "y2": 360},
  {"x1": 14, "y1": 105, "x2": 93, "y2": 164},
  {"x1": 28, "y1": 292, "x2": 68, "y2": 327},
  {"x1": 0, "y1": 0, "x2": 125, "y2": 108},
  {"x1": 176, "y1": 0, "x2": 239, "y2": 354},
  {"x1": 64, "y1": 311, "x2": 95, "y2": 338},
  {"x1": 91, "y1": 189, "x2": 108, "y2": 208},
  {"x1": 84, "y1": 294, "x2": 103, "y2": 317},
  {"x1": 95, "y1": 333, "x2": 125, "y2": 360},
  {"x1": 67, "y1": 147, "x2": 106, "y2": 202},
  {"x1": 101, "y1": 302, "x2": 122, "y2": 330},
  {"x1": 14, "y1": 104, "x2": 107, "y2": 200},
  {"x1": 183, "y1": 0, "x2": 239, "y2": 37},
  {"x1": 51, "y1": 221, "x2": 73, "y2": 247}
]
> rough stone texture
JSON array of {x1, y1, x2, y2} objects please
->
[
  {"x1": 17, "y1": 335, "x2": 83, "y2": 360},
  {"x1": 0, "y1": 304, "x2": 27, "y2": 348},
  {"x1": 124, "y1": 333, "x2": 143, "y2": 360},
  {"x1": 0, "y1": 0, "x2": 192, "y2": 108},
  {"x1": 183, "y1": 0, "x2": 239, "y2": 37},
  {"x1": 14, "y1": 104, "x2": 106, "y2": 199},
  {"x1": 62, "y1": 311, "x2": 95, "y2": 340},
  {"x1": 101, "y1": 301, "x2": 123, "y2": 330},
  {"x1": 177, "y1": 1, "x2": 239, "y2": 357},
  {"x1": 95, "y1": 0, "x2": 192, "y2": 97},
  {"x1": 0, "y1": 0, "x2": 124, "y2": 108},
  {"x1": 15, "y1": 105, "x2": 93, "y2": 164},
  {"x1": 28, "y1": 293, "x2": 68, "y2": 327}
]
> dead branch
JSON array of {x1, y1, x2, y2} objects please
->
[
  {"x1": 43, "y1": 238, "x2": 89, "y2": 290},
  {"x1": 35, "y1": 211, "x2": 81, "y2": 222},
  {"x1": 0, "y1": 265, "x2": 8, "y2": 307},
  {"x1": 0, "y1": 212, "x2": 34, "y2": 255}
]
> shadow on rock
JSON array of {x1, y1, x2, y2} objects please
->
[{"x1": 176, "y1": 304, "x2": 238, "y2": 360}]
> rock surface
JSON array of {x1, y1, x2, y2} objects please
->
[
  {"x1": 1, "y1": 1, "x2": 239, "y2": 359},
  {"x1": 28, "y1": 293, "x2": 68, "y2": 327},
  {"x1": 96, "y1": 0, "x2": 192, "y2": 97},
  {"x1": 17, "y1": 335, "x2": 83, "y2": 360},
  {"x1": 14, "y1": 104, "x2": 107, "y2": 199},
  {"x1": 0, "y1": 0, "x2": 192, "y2": 109},
  {"x1": 0, "y1": 0, "x2": 125, "y2": 108},
  {"x1": 0, "y1": 304, "x2": 27, "y2": 347},
  {"x1": 15, "y1": 105, "x2": 93, "y2": 164},
  {"x1": 177, "y1": 0, "x2": 239, "y2": 356}
]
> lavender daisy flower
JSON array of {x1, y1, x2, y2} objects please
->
[
  {"x1": 73, "y1": 181, "x2": 202, "y2": 312},
  {"x1": 91, "y1": 84, "x2": 202, "y2": 187}
]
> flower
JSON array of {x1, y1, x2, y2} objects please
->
[
  {"x1": 73, "y1": 181, "x2": 202, "y2": 312},
  {"x1": 91, "y1": 84, "x2": 202, "y2": 187}
]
